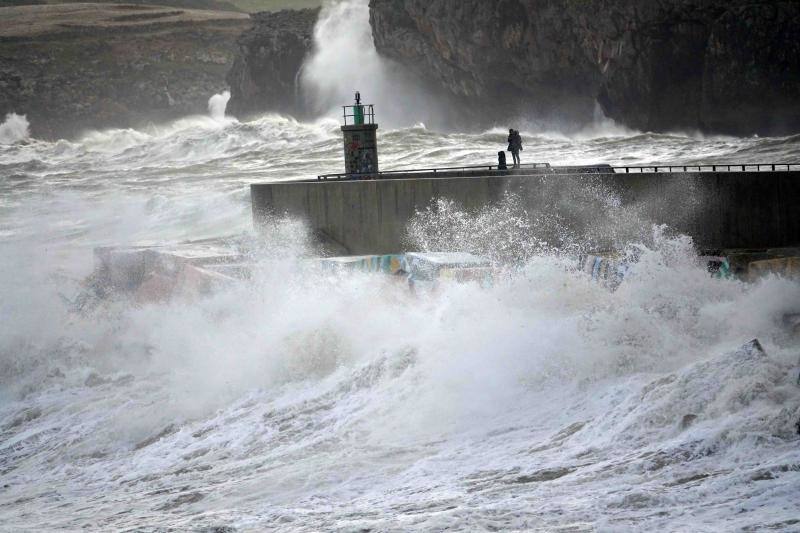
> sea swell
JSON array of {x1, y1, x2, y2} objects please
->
[{"x1": 1, "y1": 110, "x2": 799, "y2": 530}]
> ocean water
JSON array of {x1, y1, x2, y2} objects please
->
[
  {"x1": 1, "y1": 0, "x2": 800, "y2": 527},
  {"x1": 1, "y1": 106, "x2": 799, "y2": 531}
]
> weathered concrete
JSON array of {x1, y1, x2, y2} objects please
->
[{"x1": 251, "y1": 171, "x2": 800, "y2": 254}]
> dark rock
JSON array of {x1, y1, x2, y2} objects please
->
[
  {"x1": 370, "y1": 0, "x2": 599, "y2": 128},
  {"x1": 742, "y1": 338, "x2": 766, "y2": 357},
  {"x1": 702, "y1": 3, "x2": 800, "y2": 135},
  {"x1": 369, "y1": 0, "x2": 800, "y2": 135},
  {"x1": 226, "y1": 8, "x2": 320, "y2": 119},
  {"x1": 0, "y1": 4, "x2": 252, "y2": 140}
]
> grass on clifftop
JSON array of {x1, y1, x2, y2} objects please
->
[{"x1": 0, "y1": 0, "x2": 322, "y2": 12}]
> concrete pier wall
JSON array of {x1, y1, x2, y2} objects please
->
[{"x1": 251, "y1": 172, "x2": 800, "y2": 254}]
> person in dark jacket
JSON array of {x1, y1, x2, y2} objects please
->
[{"x1": 507, "y1": 129, "x2": 522, "y2": 168}]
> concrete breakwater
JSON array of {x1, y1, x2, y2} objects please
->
[{"x1": 251, "y1": 169, "x2": 800, "y2": 255}]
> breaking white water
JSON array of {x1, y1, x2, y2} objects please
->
[
  {"x1": 0, "y1": 113, "x2": 29, "y2": 145},
  {"x1": 208, "y1": 90, "x2": 232, "y2": 122},
  {"x1": 1, "y1": 95, "x2": 799, "y2": 531},
  {"x1": 2, "y1": 5, "x2": 800, "y2": 531}
]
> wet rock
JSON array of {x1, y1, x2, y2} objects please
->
[
  {"x1": 0, "y1": 4, "x2": 251, "y2": 140},
  {"x1": 226, "y1": 8, "x2": 319, "y2": 119},
  {"x1": 701, "y1": 3, "x2": 800, "y2": 135},
  {"x1": 369, "y1": 0, "x2": 800, "y2": 135}
]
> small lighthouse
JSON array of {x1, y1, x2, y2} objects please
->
[{"x1": 341, "y1": 91, "x2": 379, "y2": 178}]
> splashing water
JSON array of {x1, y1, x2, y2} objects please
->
[
  {"x1": 0, "y1": 188, "x2": 798, "y2": 530},
  {"x1": 0, "y1": 113, "x2": 30, "y2": 144},
  {"x1": 1, "y1": 6, "x2": 800, "y2": 526},
  {"x1": 208, "y1": 90, "x2": 231, "y2": 121},
  {"x1": 300, "y1": 0, "x2": 449, "y2": 128}
]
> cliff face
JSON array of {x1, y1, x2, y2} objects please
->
[
  {"x1": 369, "y1": 0, "x2": 800, "y2": 135},
  {"x1": 0, "y1": 3, "x2": 251, "y2": 140},
  {"x1": 225, "y1": 8, "x2": 319, "y2": 119}
]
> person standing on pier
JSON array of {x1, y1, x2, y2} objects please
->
[{"x1": 507, "y1": 129, "x2": 523, "y2": 168}]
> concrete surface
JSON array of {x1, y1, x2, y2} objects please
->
[{"x1": 251, "y1": 171, "x2": 800, "y2": 254}]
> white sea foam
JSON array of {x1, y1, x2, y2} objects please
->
[
  {"x1": 0, "y1": 86, "x2": 799, "y2": 529},
  {"x1": 0, "y1": 113, "x2": 30, "y2": 144},
  {"x1": 0, "y1": 206, "x2": 797, "y2": 530}
]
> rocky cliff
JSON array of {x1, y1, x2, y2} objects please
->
[
  {"x1": 0, "y1": 3, "x2": 251, "y2": 139},
  {"x1": 225, "y1": 8, "x2": 319, "y2": 119},
  {"x1": 369, "y1": 0, "x2": 800, "y2": 135}
]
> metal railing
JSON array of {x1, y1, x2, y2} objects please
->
[
  {"x1": 317, "y1": 162, "x2": 799, "y2": 180},
  {"x1": 610, "y1": 163, "x2": 799, "y2": 173},
  {"x1": 317, "y1": 162, "x2": 552, "y2": 181},
  {"x1": 342, "y1": 104, "x2": 375, "y2": 126}
]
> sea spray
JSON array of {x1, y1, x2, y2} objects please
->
[
  {"x1": 300, "y1": 0, "x2": 448, "y2": 128},
  {"x1": 3, "y1": 219, "x2": 798, "y2": 530},
  {"x1": 406, "y1": 194, "x2": 554, "y2": 263},
  {"x1": 0, "y1": 113, "x2": 30, "y2": 144},
  {"x1": 405, "y1": 186, "x2": 658, "y2": 261},
  {"x1": 1, "y1": 110, "x2": 800, "y2": 529},
  {"x1": 208, "y1": 90, "x2": 231, "y2": 121}
]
